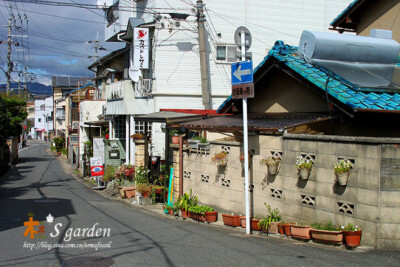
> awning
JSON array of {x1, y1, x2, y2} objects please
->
[
  {"x1": 84, "y1": 120, "x2": 109, "y2": 127},
  {"x1": 134, "y1": 111, "x2": 204, "y2": 124},
  {"x1": 181, "y1": 113, "x2": 331, "y2": 132}
]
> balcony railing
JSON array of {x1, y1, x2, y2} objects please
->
[{"x1": 135, "y1": 79, "x2": 152, "y2": 98}]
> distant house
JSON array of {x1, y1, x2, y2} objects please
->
[
  {"x1": 52, "y1": 76, "x2": 92, "y2": 139},
  {"x1": 33, "y1": 96, "x2": 53, "y2": 140},
  {"x1": 331, "y1": 0, "x2": 400, "y2": 42}
]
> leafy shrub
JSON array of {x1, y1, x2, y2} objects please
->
[
  {"x1": 53, "y1": 137, "x2": 65, "y2": 152},
  {"x1": 188, "y1": 205, "x2": 214, "y2": 215},
  {"x1": 258, "y1": 203, "x2": 281, "y2": 230},
  {"x1": 60, "y1": 148, "x2": 67, "y2": 155},
  {"x1": 103, "y1": 165, "x2": 117, "y2": 182}
]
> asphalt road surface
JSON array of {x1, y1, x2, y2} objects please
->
[{"x1": 0, "y1": 140, "x2": 399, "y2": 267}]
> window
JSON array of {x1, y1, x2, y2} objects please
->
[
  {"x1": 135, "y1": 121, "x2": 152, "y2": 134},
  {"x1": 112, "y1": 115, "x2": 126, "y2": 139},
  {"x1": 216, "y1": 45, "x2": 237, "y2": 63},
  {"x1": 106, "y1": 1, "x2": 119, "y2": 26},
  {"x1": 38, "y1": 118, "x2": 41, "y2": 123},
  {"x1": 56, "y1": 107, "x2": 65, "y2": 120},
  {"x1": 40, "y1": 104, "x2": 45, "y2": 110}
]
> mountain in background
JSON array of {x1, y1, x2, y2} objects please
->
[{"x1": 0, "y1": 82, "x2": 52, "y2": 95}]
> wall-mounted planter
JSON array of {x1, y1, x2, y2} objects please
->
[
  {"x1": 267, "y1": 163, "x2": 279, "y2": 175},
  {"x1": 336, "y1": 172, "x2": 349, "y2": 185},
  {"x1": 298, "y1": 168, "x2": 311, "y2": 180},
  {"x1": 291, "y1": 225, "x2": 312, "y2": 240},
  {"x1": 310, "y1": 229, "x2": 343, "y2": 244}
]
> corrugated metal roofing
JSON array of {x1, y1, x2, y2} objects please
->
[
  {"x1": 182, "y1": 113, "x2": 330, "y2": 131},
  {"x1": 51, "y1": 77, "x2": 92, "y2": 88}
]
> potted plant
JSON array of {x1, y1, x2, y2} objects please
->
[
  {"x1": 205, "y1": 208, "x2": 218, "y2": 223},
  {"x1": 197, "y1": 136, "x2": 210, "y2": 150},
  {"x1": 131, "y1": 133, "x2": 144, "y2": 141},
  {"x1": 260, "y1": 155, "x2": 281, "y2": 175},
  {"x1": 188, "y1": 206, "x2": 214, "y2": 222},
  {"x1": 258, "y1": 203, "x2": 282, "y2": 234},
  {"x1": 310, "y1": 221, "x2": 343, "y2": 244},
  {"x1": 296, "y1": 156, "x2": 313, "y2": 180},
  {"x1": 136, "y1": 183, "x2": 152, "y2": 198},
  {"x1": 334, "y1": 159, "x2": 353, "y2": 185},
  {"x1": 188, "y1": 136, "x2": 201, "y2": 149},
  {"x1": 222, "y1": 214, "x2": 241, "y2": 227},
  {"x1": 240, "y1": 216, "x2": 261, "y2": 231},
  {"x1": 165, "y1": 204, "x2": 175, "y2": 216},
  {"x1": 342, "y1": 223, "x2": 362, "y2": 248},
  {"x1": 176, "y1": 189, "x2": 198, "y2": 219},
  {"x1": 291, "y1": 223, "x2": 312, "y2": 240},
  {"x1": 211, "y1": 151, "x2": 229, "y2": 167},
  {"x1": 170, "y1": 129, "x2": 180, "y2": 144},
  {"x1": 278, "y1": 222, "x2": 286, "y2": 235}
]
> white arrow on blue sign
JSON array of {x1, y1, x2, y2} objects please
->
[{"x1": 231, "y1": 60, "x2": 253, "y2": 85}]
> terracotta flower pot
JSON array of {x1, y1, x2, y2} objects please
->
[
  {"x1": 240, "y1": 216, "x2": 246, "y2": 228},
  {"x1": 251, "y1": 219, "x2": 261, "y2": 231},
  {"x1": 205, "y1": 211, "x2": 218, "y2": 223},
  {"x1": 123, "y1": 187, "x2": 135, "y2": 199},
  {"x1": 181, "y1": 209, "x2": 189, "y2": 220},
  {"x1": 283, "y1": 223, "x2": 295, "y2": 236},
  {"x1": 310, "y1": 229, "x2": 343, "y2": 244},
  {"x1": 168, "y1": 209, "x2": 174, "y2": 216},
  {"x1": 154, "y1": 187, "x2": 163, "y2": 194},
  {"x1": 172, "y1": 135, "x2": 179, "y2": 144},
  {"x1": 191, "y1": 212, "x2": 206, "y2": 222},
  {"x1": 343, "y1": 230, "x2": 362, "y2": 248},
  {"x1": 278, "y1": 223, "x2": 285, "y2": 235},
  {"x1": 222, "y1": 214, "x2": 241, "y2": 227},
  {"x1": 268, "y1": 221, "x2": 282, "y2": 234},
  {"x1": 291, "y1": 225, "x2": 312, "y2": 240}
]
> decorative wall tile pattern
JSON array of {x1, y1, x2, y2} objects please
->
[
  {"x1": 221, "y1": 146, "x2": 231, "y2": 155},
  {"x1": 338, "y1": 202, "x2": 354, "y2": 215},
  {"x1": 270, "y1": 188, "x2": 283, "y2": 199},
  {"x1": 301, "y1": 194, "x2": 316, "y2": 206},
  {"x1": 201, "y1": 174, "x2": 209, "y2": 183},
  {"x1": 221, "y1": 178, "x2": 231, "y2": 188},
  {"x1": 183, "y1": 171, "x2": 191, "y2": 179}
]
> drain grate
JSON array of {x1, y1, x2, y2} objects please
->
[{"x1": 61, "y1": 256, "x2": 114, "y2": 267}]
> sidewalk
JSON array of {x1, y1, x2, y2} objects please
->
[{"x1": 54, "y1": 150, "x2": 373, "y2": 252}]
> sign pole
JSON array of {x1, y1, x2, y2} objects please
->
[{"x1": 241, "y1": 31, "x2": 250, "y2": 235}]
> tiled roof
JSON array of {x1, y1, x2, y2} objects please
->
[
  {"x1": 330, "y1": 0, "x2": 360, "y2": 26},
  {"x1": 265, "y1": 41, "x2": 400, "y2": 111},
  {"x1": 218, "y1": 41, "x2": 400, "y2": 113}
]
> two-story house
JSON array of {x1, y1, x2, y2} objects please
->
[
  {"x1": 52, "y1": 76, "x2": 92, "y2": 140},
  {"x1": 96, "y1": 0, "x2": 353, "y2": 166}
]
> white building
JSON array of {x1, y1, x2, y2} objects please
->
[
  {"x1": 33, "y1": 96, "x2": 53, "y2": 140},
  {"x1": 95, "y1": 0, "x2": 353, "y2": 165}
]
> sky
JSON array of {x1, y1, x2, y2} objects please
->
[{"x1": 0, "y1": 0, "x2": 124, "y2": 86}]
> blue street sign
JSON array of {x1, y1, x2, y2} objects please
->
[{"x1": 231, "y1": 60, "x2": 253, "y2": 85}]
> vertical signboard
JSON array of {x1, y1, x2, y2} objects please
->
[
  {"x1": 134, "y1": 28, "x2": 149, "y2": 69},
  {"x1": 90, "y1": 157, "x2": 104, "y2": 177}
]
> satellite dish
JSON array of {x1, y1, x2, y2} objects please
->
[{"x1": 129, "y1": 65, "x2": 141, "y2": 82}]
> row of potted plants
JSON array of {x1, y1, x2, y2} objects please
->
[
  {"x1": 280, "y1": 222, "x2": 362, "y2": 248},
  {"x1": 163, "y1": 190, "x2": 218, "y2": 223},
  {"x1": 221, "y1": 203, "x2": 361, "y2": 249}
]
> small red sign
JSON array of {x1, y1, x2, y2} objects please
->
[{"x1": 91, "y1": 166, "x2": 104, "y2": 177}]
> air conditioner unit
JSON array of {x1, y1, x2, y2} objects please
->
[{"x1": 72, "y1": 121, "x2": 79, "y2": 130}]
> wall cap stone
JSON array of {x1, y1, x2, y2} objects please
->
[{"x1": 283, "y1": 134, "x2": 400, "y2": 145}]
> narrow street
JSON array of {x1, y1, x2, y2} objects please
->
[{"x1": 0, "y1": 140, "x2": 399, "y2": 267}]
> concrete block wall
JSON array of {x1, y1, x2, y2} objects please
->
[{"x1": 179, "y1": 134, "x2": 400, "y2": 249}]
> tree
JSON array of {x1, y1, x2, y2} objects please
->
[{"x1": 0, "y1": 93, "x2": 28, "y2": 143}]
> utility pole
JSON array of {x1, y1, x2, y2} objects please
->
[
  {"x1": 87, "y1": 32, "x2": 106, "y2": 62},
  {"x1": 196, "y1": 0, "x2": 211, "y2": 110},
  {"x1": 6, "y1": 15, "x2": 13, "y2": 95}
]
